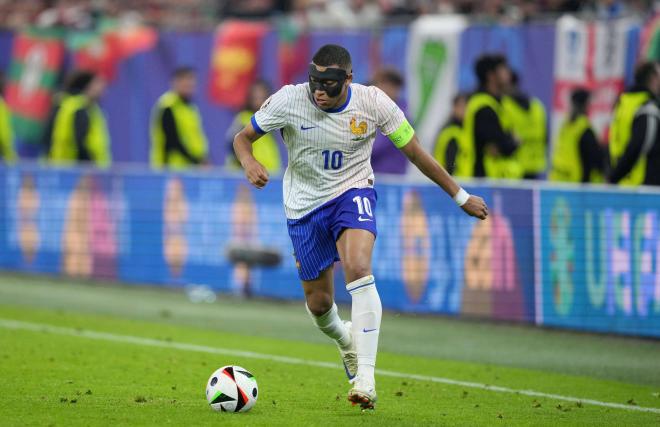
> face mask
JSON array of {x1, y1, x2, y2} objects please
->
[{"x1": 308, "y1": 64, "x2": 348, "y2": 98}]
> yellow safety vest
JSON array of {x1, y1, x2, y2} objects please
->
[
  {"x1": 0, "y1": 96, "x2": 16, "y2": 163},
  {"x1": 433, "y1": 122, "x2": 462, "y2": 174},
  {"x1": 226, "y1": 110, "x2": 281, "y2": 173},
  {"x1": 459, "y1": 92, "x2": 523, "y2": 179},
  {"x1": 502, "y1": 95, "x2": 547, "y2": 175},
  {"x1": 549, "y1": 114, "x2": 603, "y2": 183},
  {"x1": 150, "y1": 91, "x2": 208, "y2": 170},
  {"x1": 609, "y1": 91, "x2": 651, "y2": 186},
  {"x1": 50, "y1": 95, "x2": 111, "y2": 167}
]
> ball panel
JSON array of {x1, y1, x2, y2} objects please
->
[{"x1": 206, "y1": 365, "x2": 258, "y2": 413}]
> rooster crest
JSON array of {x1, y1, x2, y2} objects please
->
[{"x1": 350, "y1": 117, "x2": 368, "y2": 135}]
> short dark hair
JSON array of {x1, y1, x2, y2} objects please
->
[
  {"x1": 634, "y1": 61, "x2": 659, "y2": 87},
  {"x1": 474, "y1": 54, "x2": 507, "y2": 86},
  {"x1": 172, "y1": 66, "x2": 196, "y2": 79},
  {"x1": 570, "y1": 87, "x2": 590, "y2": 109},
  {"x1": 312, "y1": 44, "x2": 352, "y2": 71},
  {"x1": 65, "y1": 70, "x2": 96, "y2": 94},
  {"x1": 372, "y1": 68, "x2": 404, "y2": 87}
]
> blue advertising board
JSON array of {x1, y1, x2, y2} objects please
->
[
  {"x1": 0, "y1": 165, "x2": 537, "y2": 323},
  {"x1": 539, "y1": 188, "x2": 660, "y2": 337}
]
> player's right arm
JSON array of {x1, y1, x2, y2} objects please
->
[
  {"x1": 233, "y1": 85, "x2": 291, "y2": 189},
  {"x1": 233, "y1": 123, "x2": 269, "y2": 189}
]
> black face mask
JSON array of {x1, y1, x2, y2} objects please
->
[{"x1": 308, "y1": 64, "x2": 348, "y2": 98}]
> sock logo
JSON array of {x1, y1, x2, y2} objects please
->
[{"x1": 362, "y1": 328, "x2": 378, "y2": 333}]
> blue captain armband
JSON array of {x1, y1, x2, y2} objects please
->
[{"x1": 388, "y1": 119, "x2": 415, "y2": 148}]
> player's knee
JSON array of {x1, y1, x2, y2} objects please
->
[
  {"x1": 305, "y1": 291, "x2": 333, "y2": 316},
  {"x1": 342, "y1": 260, "x2": 372, "y2": 283}
]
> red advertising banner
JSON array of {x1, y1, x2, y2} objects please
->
[
  {"x1": 69, "y1": 18, "x2": 158, "y2": 80},
  {"x1": 5, "y1": 29, "x2": 65, "y2": 144},
  {"x1": 208, "y1": 21, "x2": 270, "y2": 109},
  {"x1": 551, "y1": 16, "x2": 635, "y2": 145}
]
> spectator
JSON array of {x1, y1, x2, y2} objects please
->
[
  {"x1": 0, "y1": 71, "x2": 16, "y2": 163},
  {"x1": 306, "y1": 0, "x2": 383, "y2": 29},
  {"x1": 225, "y1": 79, "x2": 282, "y2": 173},
  {"x1": 49, "y1": 70, "x2": 111, "y2": 167},
  {"x1": 433, "y1": 93, "x2": 467, "y2": 175},
  {"x1": 150, "y1": 67, "x2": 209, "y2": 170},
  {"x1": 549, "y1": 88, "x2": 606, "y2": 182},
  {"x1": 502, "y1": 70, "x2": 547, "y2": 179},
  {"x1": 370, "y1": 68, "x2": 407, "y2": 174},
  {"x1": 225, "y1": 80, "x2": 281, "y2": 172},
  {"x1": 609, "y1": 61, "x2": 660, "y2": 186},
  {"x1": 456, "y1": 54, "x2": 521, "y2": 178}
]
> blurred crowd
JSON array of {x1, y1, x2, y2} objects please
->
[
  {"x1": 0, "y1": 0, "x2": 659, "y2": 187},
  {"x1": 431, "y1": 55, "x2": 660, "y2": 186},
  {"x1": 0, "y1": 0, "x2": 654, "y2": 31},
  {"x1": 1, "y1": 52, "x2": 659, "y2": 186}
]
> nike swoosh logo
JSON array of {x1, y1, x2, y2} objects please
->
[
  {"x1": 363, "y1": 328, "x2": 378, "y2": 333},
  {"x1": 300, "y1": 125, "x2": 316, "y2": 130},
  {"x1": 358, "y1": 217, "x2": 373, "y2": 222}
]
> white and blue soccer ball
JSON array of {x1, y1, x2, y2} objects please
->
[{"x1": 206, "y1": 365, "x2": 258, "y2": 413}]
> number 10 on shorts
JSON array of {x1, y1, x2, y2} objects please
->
[{"x1": 353, "y1": 196, "x2": 373, "y2": 219}]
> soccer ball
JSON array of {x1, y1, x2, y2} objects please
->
[{"x1": 205, "y1": 365, "x2": 258, "y2": 413}]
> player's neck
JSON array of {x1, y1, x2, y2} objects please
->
[{"x1": 323, "y1": 87, "x2": 350, "y2": 111}]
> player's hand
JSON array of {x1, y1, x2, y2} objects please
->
[
  {"x1": 244, "y1": 159, "x2": 269, "y2": 189},
  {"x1": 461, "y1": 195, "x2": 488, "y2": 220}
]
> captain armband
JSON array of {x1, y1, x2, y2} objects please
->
[{"x1": 387, "y1": 119, "x2": 415, "y2": 149}]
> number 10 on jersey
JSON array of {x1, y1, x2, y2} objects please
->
[{"x1": 321, "y1": 150, "x2": 343, "y2": 170}]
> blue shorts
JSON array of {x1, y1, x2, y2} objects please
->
[{"x1": 287, "y1": 188, "x2": 377, "y2": 281}]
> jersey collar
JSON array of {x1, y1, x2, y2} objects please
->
[{"x1": 311, "y1": 85, "x2": 352, "y2": 113}]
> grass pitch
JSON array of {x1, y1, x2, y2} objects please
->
[{"x1": 0, "y1": 274, "x2": 659, "y2": 426}]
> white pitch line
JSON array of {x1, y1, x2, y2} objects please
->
[{"x1": 1, "y1": 318, "x2": 659, "y2": 415}]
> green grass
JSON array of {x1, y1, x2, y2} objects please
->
[{"x1": 0, "y1": 274, "x2": 659, "y2": 426}]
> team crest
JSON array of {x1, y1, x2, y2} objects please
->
[{"x1": 350, "y1": 117, "x2": 367, "y2": 141}]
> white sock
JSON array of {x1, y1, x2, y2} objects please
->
[
  {"x1": 306, "y1": 302, "x2": 352, "y2": 350},
  {"x1": 346, "y1": 275, "x2": 381, "y2": 380}
]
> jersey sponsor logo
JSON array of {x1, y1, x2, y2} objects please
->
[
  {"x1": 350, "y1": 117, "x2": 367, "y2": 141},
  {"x1": 300, "y1": 125, "x2": 316, "y2": 130},
  {"x1": 259, "y1": 96, "x2": 272, "y2": 111}
]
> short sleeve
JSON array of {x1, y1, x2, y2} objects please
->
[
  {"x1": 252, "y1": 85, "x2": 290, "y2": 134},
  {"x1": 374, "y1": 87, "x2": 406, "y2": 136}
]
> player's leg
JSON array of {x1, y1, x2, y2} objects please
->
[
  {"x1": 336, "y1": 229, "x2": 379, "y2": 367},
  {"x1": 302, "y1": 266, "x2": 352, "y2": 351},
  {"x1": 287, "y1": 208, "x2": 356, "y2": 379},
  {"x1": 336, "y1": 228, "x2": 380, "y2": 408}
]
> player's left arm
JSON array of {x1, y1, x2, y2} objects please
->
[
  {"x1": 399, "y1": 131, "x2": 488, "y2": 220},
  {"x1": 374, "y1": 86, "x2": 487, "y2": 219}
]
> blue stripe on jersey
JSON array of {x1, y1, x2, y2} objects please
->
[{"x1": 251, "y1": 115, "x2": 265, "y2": 134}]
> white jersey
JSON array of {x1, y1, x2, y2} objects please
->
[{"x1": 252, "y1": 83, "x2": 406, "y2": 219}]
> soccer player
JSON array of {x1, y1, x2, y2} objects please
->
[{"x1": 233, "y1": 44, "x2": 488, "y2": 409}]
